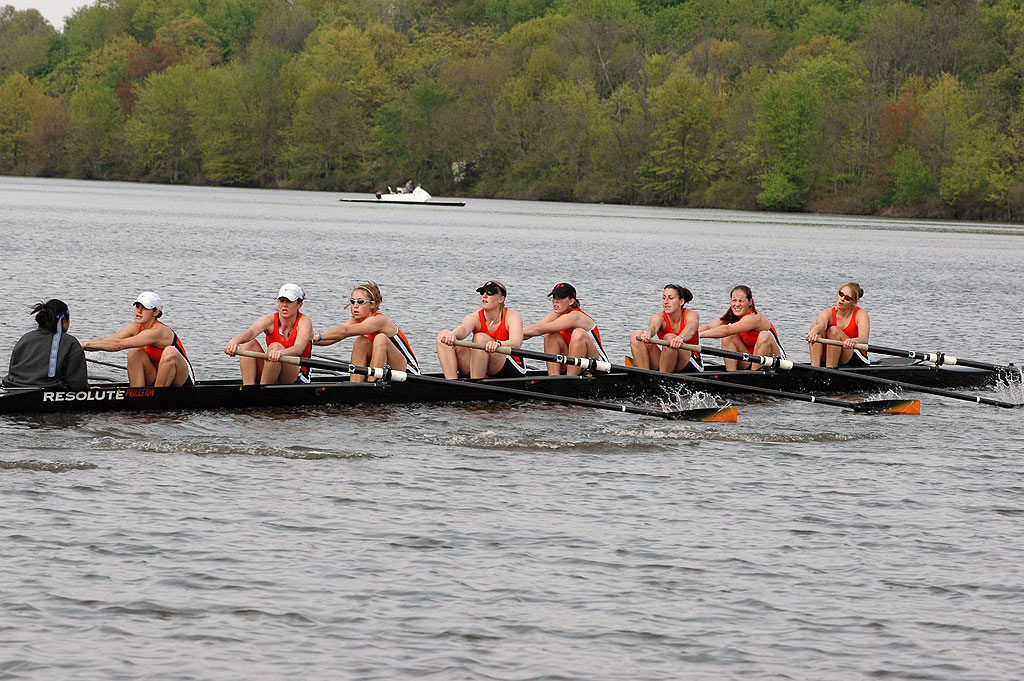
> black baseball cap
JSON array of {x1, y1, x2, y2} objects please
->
[
  {"x1": 548, "y1": 283, "x2": 576, "y2": 298},
  {"x1": 476, "y1": 280, "x2": 507, "y2": 295}
]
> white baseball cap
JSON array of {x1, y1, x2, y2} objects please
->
[
  {"x1": 134, "y1": 291, "x2": 162, "y2": 309},
  {"x1": 278, "y1": 283, "x2": 305, "y2": 301}
]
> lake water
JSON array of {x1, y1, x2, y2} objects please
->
[{"x1": 1, "y1": 176, "x2": 1022, "y2": 680}]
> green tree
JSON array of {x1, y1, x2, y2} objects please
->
[
  {"x1": 755, "y1": 68, "x2": 821, "y2": 209},
  {"x1": 124, "y1": 63, "x2": 200, "y2": 182},
  {"x1": 0, "y1": 6, "x2": 55, "y2": 78},
  {"x1": 67, "y1": 83, "x2": 126, "y2": 178},
  {"x1": 0, "y1": 71, "x2": 46, "y2": 172}
]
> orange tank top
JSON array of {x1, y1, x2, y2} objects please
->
[
  {"x1": 477, "y1": 308, "x2": 511, "y2": 341},
  {"x1": 736, "y1": 310, "x2": 779, "y2": 353},
  {"x1": 142, "y1": 320, "x2": 190, "y2": 365},
  {"x1": 266, "y1": 312, "x2": 311, "y2": 358},
  {"x1": 830, "y1": 306, "x2": 860, "y2": 339},
  {"x1": 558, "y1": 309, "x2": 604, "y2": 349},
  {"x1": 656, "y1": 310, "x2": 700, "y2": 348}
]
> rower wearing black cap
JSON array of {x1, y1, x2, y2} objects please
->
[
  {"x1": 523, "y1": 282, "x2": 608, "y2": 376},
  {"x1": 436, "y1": 280, "x2": 526, "y2": 379}
]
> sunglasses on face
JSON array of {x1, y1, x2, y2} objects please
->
[
  {"x1": 350, "y1": 298, "x2": 373, "y2": 305},
  {"x1": 480, "y1": 287, "x2": 503, "y2": 296},
  {"x1": 837, "y1": 291, "x2": 854, "y2": 302}
]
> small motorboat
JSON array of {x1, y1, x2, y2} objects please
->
[{"x1": 340, "y1": 185, "x2": 465, "y2": 206}]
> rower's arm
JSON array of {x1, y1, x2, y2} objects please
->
[
  {"x1": 642, "y1": 313, "x2": 663, "y2": 339},
  {"x1": 679, "y1": 309, "x2": 699, "y2": 341},
  {"x1": 854, "y1": 308, "x2": 870, "y2": 344},
  {"x1": 502, "y1": 309, "x2": 524, "y2": 348},
  {"x1": 524, "y1": 311, "x2": 579, "y2": 338},
  {"x1": 83, "y1": 323, "x2": 156, "y2": 352},
  {"x1": 703, "y1": 312, "x2": 762, "y2": 339},
  {"x1": 224, "y1": 315, "x2": 272, "y2": 355},
  {"x1": 805, "y1": 309, "x2": 831, "y2": 341}
]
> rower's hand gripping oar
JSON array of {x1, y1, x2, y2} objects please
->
[
  {"x1": 807, "y1": 339, "x2": 1020, "y2": 408},
  {"x1": 813, "y1": 337, "x2": 1019, "y2": 373},
  {"x1": 456, "y1": 341, "x2": 915, "y2": 415},
  {"x1": 232, "y1": 349, "x2": 732, "y2": 421}
]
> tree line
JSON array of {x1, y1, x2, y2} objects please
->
[{"x1": 2, "y1": 0, "x2": 1024, "y2": 221}]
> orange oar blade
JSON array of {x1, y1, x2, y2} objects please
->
[
  {"x1": 882, "y1": 399, "x2": 921, "y2": 415},
  {"x1": 704, "y1": 406, "x2": 738, "y2": 423}
]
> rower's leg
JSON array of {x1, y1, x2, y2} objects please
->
[
  {"x1": 542, "y1": 333, "x2": 569, "y2": 375},
  {"x1": 126, "y1": 348, "x2": 156, "y2": 387},
  {"x1": 825, "y1": 326, "x2": 852, "y2": 367},
  {"x1": 466, "y1": 332, "x2": 489, "y2": 379},
  {"x1": 155, "y1": 347, "x2": 189, "y2": 387},
  {"x1": 371, "y1": 335, "x2": 408, "y2": 379},
  {"x1": 238, "y1": 339, "x2": 264, "y2": 385},
  {"x1": 435, "y1": 329, "x2": 464, "y2": 379},
  {"x1": 752, "y1": 332, "x2": 783, "y2": 370},
  {"x1": 259, "y1": 342, "x2": 286, "y2": 385},
  {"x1": 566, "y1": 329, "x2": 598, "y2": 376},
  {"x1": 350, "y1": 336, "x2": 372, "y2": 382},
  {"x1": 629, "y1": 330, "x2": 653, "y2": 369},
  {"x1": 720, "y1": 335, "x2": 747, "y2": 371}
]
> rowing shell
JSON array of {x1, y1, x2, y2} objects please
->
[{"x1": 0, "y1": 359, "x2": 1005, "y2": 415}]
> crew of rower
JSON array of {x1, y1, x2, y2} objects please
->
[{"x1": 4, "y1": 281, "x2": 871, "y2": 388}]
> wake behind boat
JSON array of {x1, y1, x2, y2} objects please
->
[{"x1": 339, "y1": 185, "x2": 465, "y2": 206}]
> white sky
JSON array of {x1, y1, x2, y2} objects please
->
[{"x1": 7, "y1": 0, "x2": 88, "y2": 30}]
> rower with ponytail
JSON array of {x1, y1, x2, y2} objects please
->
[{"x1": 3, "y1": 299, "x2": 89, "y2": 390}]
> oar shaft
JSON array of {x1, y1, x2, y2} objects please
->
[
  {"x1": 234, "y1": 348, "x2": 691, "y2": 419},
  {"x1": 85, "y1": 356, "x2": 127, "y2": 371},
  {"x1": 451, "y1": 340, "x2": 612, "y2": 372},
  {"x1": 458, "y1": 341, "x2": 874, "y2": 411},
  {"x1": 648, "y1": 337, "x2": 793, "y2": 370},
  {"x1": 814, "y1": 338, "x2": 1014, "y2": 372}
]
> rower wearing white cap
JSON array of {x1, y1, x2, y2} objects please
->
[
  {"x1": 224, "y1": 283, "x2": 313, "y2": 385},
  {"x1": 83, "y1": 291, "x2": 196, "y2": 387}
]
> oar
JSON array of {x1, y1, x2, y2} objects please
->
[
  {"x1": 674, "y1": 338, "x2": 1017, "y2": 409},
  {"x1": 814, "y1": 337, "x2": 1018, "y2": 372},
  {"x1": 232, "y1": 349, "x2": 732, "y2": 421},
  {"x1": 86, "y1": 356, "x2": 127, "y2": 371},
  {"x1": 456, "y1": 341, "x2": 917, "y2": 415}
]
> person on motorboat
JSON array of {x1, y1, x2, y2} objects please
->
[
  {"x1": 629, "y1": 284, "x2": 703, "y2": 373},
  {"x1": 224, "y1": 283, "x2": 312, "y2": 385},
  {"x1": 436, "y1": 280, "x2": 526, "y2": 379},
  {"x1": 401, "y1": 179, "x2": 414, "y2": 193},
  {"x1": 805, "y1": 282, "x2": 870, "y2": 367},
  {"x1": 313, "y1": 282, "x2": 419, "y2": 381},
  {"x1": 3, "y1": 299, "x2": 88, "y2": 391},
  {"x1": 699, "y1": 285, "x2": 786, "y2": 370},
  {"x1": 522, "y1": 283, "x2": 608, "y2": 376},
  {"x1": 84, "y1": 291, "x2": 196, "y2": 386}
]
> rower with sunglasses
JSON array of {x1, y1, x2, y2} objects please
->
[
  {"x1": 224, "y1": 283, "x2": 313, "y2": 384},
  {"x1": 805, "y1": 282, "x2": 870, "y2": 367},
  {"x1": 699, "y1": 285, "x2": 786, "y2": 370},
  {"x1": 522, "y1": 282, "x2": 609, "y2": 376},
  {"x1": 629, "y1": 284, "x2": 703, "y2": 373},
  {"x1": 436, "y1": 280, "x2": 526, "y2": 379},
  {"x1": 313, "y1": 282, "x2": 420, "y2": 380}
]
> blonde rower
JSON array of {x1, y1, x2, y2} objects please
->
[
  {"x1": 313, "y1": 282, "x2": 419, "y2": 381},
  {"x1": 805, "y1": 282, "x2": 870, "y2": 367}
]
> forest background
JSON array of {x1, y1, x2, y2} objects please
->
[{"x1": 3, "y1": 0, "x2": 1024, "y2": 221}]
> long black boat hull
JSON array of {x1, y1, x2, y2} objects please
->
[{"x1": 0, "y1": 359, "x2": 1011, "y2": 416}]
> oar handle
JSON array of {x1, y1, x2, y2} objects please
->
[
  {"x1": 454, "y1": 339, "x2": 612, "y2": 372},
  {"x1": 452, "y1": 339, "x2": 513, "y2": 355},
  {"x1": 234, "y1": 348, "x2": 302, "y2": 366},
  {"x1": 233, "y1": 348, "x2": 404, "y2": 381},
  {"x1": 648, "y1": 337, "x2": 793, "y2": 371},
  {"x1": 812, "y1": 338, "x2": 870, "y2": 352}
]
